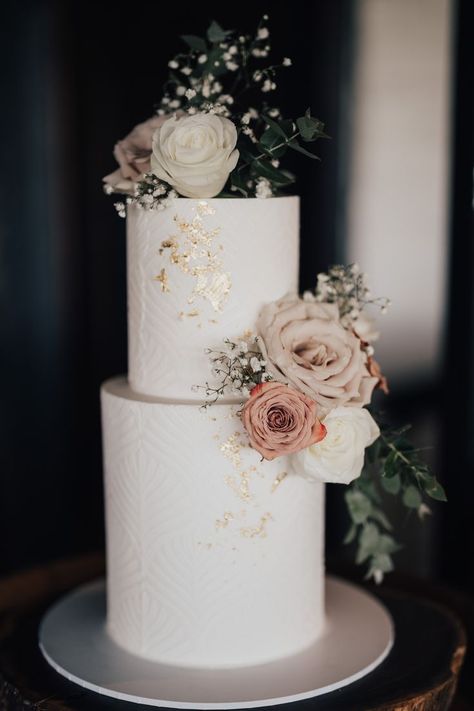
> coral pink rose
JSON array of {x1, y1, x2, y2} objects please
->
[
  {"x1": 242, "y1": 382, "x2": 326, "y2": 461},
  {"x1": 103, "y1": 114, "x2": 171, "y2": 194}
]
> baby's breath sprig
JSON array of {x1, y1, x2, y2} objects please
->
[
  {"x1": 194, "y1": 336, "x2": 272, "y2": 406},
  {"x1": 314, "y1": 263, "x2": 391, "y2": 328},
  {"x1": 105, "y1": 175, "x2": 177, "y2": 215}
]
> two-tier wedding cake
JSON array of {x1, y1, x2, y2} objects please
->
[{"x1": 97, "y1": 14, "x2": 444, "y2": 677}]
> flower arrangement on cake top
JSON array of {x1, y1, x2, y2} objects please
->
[
  {"x1": 198, "y1": 265, "x2": 446, "y2": 583},
  {"x1": 103, "y1": 15, "x2": 327, "y2": 214}
]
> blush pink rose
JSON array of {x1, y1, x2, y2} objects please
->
[
  {"x1": 242, "y1": 382, "x2": 326, "y2": 461},
  {"x1": 103, "y1": 115, "x2": 171, "y2": 194},
  {"x1": 257, "y1": 295, "x2": 378, "y2": 413}
]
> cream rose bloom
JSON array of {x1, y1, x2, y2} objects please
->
[
  {"x1": 150, "y1": 113, "x2": 239, "y2": 198},
  {"x1": 257, "y1": 295, "x2": 378, "y2": 412},
  {"x1": 293, "y1": 407, "x2": 380, "y2": 484}
]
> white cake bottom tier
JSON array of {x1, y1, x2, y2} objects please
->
[{"x1": 101, "y1": 377, "x2": 326, "y2": 669}]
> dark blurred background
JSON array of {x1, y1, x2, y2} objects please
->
[{"x1": 0, "y1": 0, "x2": 472, "y2": 601}]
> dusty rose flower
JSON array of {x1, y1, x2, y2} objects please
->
[
  {"x1": 103, "y1": 115, "x2": 171, "y2": 194},
  {"x1": 368, "y1": 356, "x2": 389, "y2": 395},
  {"x1": 257, "y1": 295, "x2": 378, "y2": 412},
  {"x1": 242, "y1": 382, "x2": 326, "y2": 461}
]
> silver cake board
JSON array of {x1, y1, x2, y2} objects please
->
[{"x1": 39, "y1": 576, "x2": 394, "y2": 709}]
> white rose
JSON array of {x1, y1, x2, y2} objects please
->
[
  {"x1": 353, "y1": 312, "x2": 380, "y2": 343},
  {"x1": 150, "y1": 113, "x2": 239, "y2": 198},
  {"x1": 293, "y1": 407, "x2": 380, "y2": 485}
]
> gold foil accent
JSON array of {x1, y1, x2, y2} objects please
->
[
  {"x1": 178, "y1": 309, "x2": 200, "y2": 319},
  {"x1": 153, "y1": 268, "x2": 170, "y2": 292},
  {"x1": 240, "y1": 513, "x2": 273, "y2": 539},
  {"x1": 216, "y1": 511, "x2": 234, "y2": 529},
  {"x1": 159, "y1": 201, "x2": 231, "y2": 314},
  {"x1": 271, "y1": 471, "x2": 288, "y2": 493},
  {"x1": 220, "y1": 432, "x2": 244, "y2": 468}
]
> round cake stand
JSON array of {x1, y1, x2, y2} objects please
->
[{"x1": 39, "y1": 576, "x2": 393, "y2": 709}]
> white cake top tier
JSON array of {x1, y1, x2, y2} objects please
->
[{"x1": 127, "y1": 196, "x2": 299, "y2": 399}]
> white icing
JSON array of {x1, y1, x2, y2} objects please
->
[
  {"x1": 127, "y1": 197, "x2": 299, "y2": 399},
  {"x1": 102, "y1": 377, "x2": 325, "y2": 668}
]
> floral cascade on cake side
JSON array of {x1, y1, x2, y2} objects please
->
[
  {"x1": 103, "y1": 15, "x2": 327, "y2": 214},
  {"x1": 197, "y1": 264, "x2": 446, "y2": 583}
]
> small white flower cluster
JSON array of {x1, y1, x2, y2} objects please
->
[
  {"x1": 314, "y1": 263, "x2": 391, "y2": 327},
  {"x1": 111, "y1": 175, "x2": 177, "y2": 216},
  {"x1": 196, "y1": 336, "x2": 272, "y2": 404},
  {"x1": 255, "y1": 177, "x2": 272, "y2": 199}
]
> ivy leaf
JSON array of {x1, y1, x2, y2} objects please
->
[
  {"x1": 402, "y1": 484, "x2": 422, "y2": 509},
  {"x1": 207, "y1": 20, "x2": 232, "y2": 43},
  {"x1": 381, "y1": 472, "x2": 401, "y2": 495},
  {"x1": 345, "y1": 488, "x2": 372, "y2": 525},
  {"x1": 181, "y1": 35, "x2": 207, "y2": 52}
]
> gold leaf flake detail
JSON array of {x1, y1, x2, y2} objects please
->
[
  {"x1": 241, "y1": 513, "x2": 273, "y2": 539},
  {"x1": 159, "y1": 201, "x2": 231, "y2": 314},
  {"x1": 220, "y1": 432, "x2": 244, "y2": 468},
  {"x1": 153, "y1": 268, "x2": 170, "y2": 292},
  {"x1": 271, "y1": 471, "x2": 288, "y2": 493},
  {"x1": 216, "y1": 512, "x2": 234, "y2": 529}
]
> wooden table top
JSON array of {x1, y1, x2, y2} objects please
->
[{"x1": 0, "y1": 554, "x2": 469, "y2": 711}]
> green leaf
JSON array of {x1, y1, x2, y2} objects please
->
[
  {"x1": 423, "y1": 478, "x2": 447, "y2": 502},
  {"x1": 207, "y1": 20, "x2": 231, "y2": 43},
  {"x1": 296, "y1": 114, "x2": 326, "y2": 141},
  {"x1": 383, "y1": 450, "x2": 398, "y2": 478},
  {"x1": 377, "y1": 534, "x2": 400, "y2": 555},
  {"x1": 371, "y1": 508, "x2": 393, "y2": 531},
  {"x1": 381, "y1": 472, "x2": 401, "y2": 495},
  {"x1": 345, "y1": 488, "x2": 372, "y2": 525},
  {"x1": 261, "y1": 115, "x2": 289, "y2": 139},
  {"x1": 258, "y1": 129, "x2": 287, "y2": 158},
  {"x1": 360, "y1": 522, "x2": 380, "y2": 551},
  {"x1": 287, "y1": 139, "x2": 320, "y2": 160},
  {"x1": 253, "y1": 159, "x2": 294, "y2": 186},
  {"x1": 402, "y1": 484, "x2": 422, "y2": 509},
  {"x1": 181, "y1": 34, "x2": 207, "y2": 52},
  {"x1": 344, "y1": 524, "x2": 357, "y2": 544}
]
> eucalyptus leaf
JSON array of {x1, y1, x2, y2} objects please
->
[
  {"x1": 253, "y1": 160, "x2": 294, "y2": 186},
  {"x1": 383, "y1": 450, "x2": 398, "y2": 478},
  {"x1": 261, "y1": 115, "x2": 289, "y2": 139},
  {"x1": 423, "y1": 478, "x2": 447, "y2": 502},
  {"x1": 371, "y1": 508, "x2": 393, "y2": 531},
  {"x1": 359, "y1": 522, "x2": 380, "y2": 552},
  {"x1": 287, "y1": 140, "x2": 319, "y2": 160},
  {"x1": 181, "y1": 35, "x2": 208, "y2": 52},
  {"x1": 207, "y1": 20, "x2": 231, "y2": 43},
  {"x1": 402, "y1": 484, "x2": 422, "y2": 509},
  {"x1": 381, "y1": 472, "x2": 401, "y2": 495},
  {"x1": 345, "y1": 488, "x2": 372, "y2": 525},
  {"x1": 343, "y1": 524, "x2": 357, "y2": 544}
]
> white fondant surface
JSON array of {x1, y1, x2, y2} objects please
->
[
  {"x1": 126, "y1": 197, "x2": 299, "y2": 399},
  {"x1": 101, "y1": 377, "x2": 325, "y2": 668}
]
